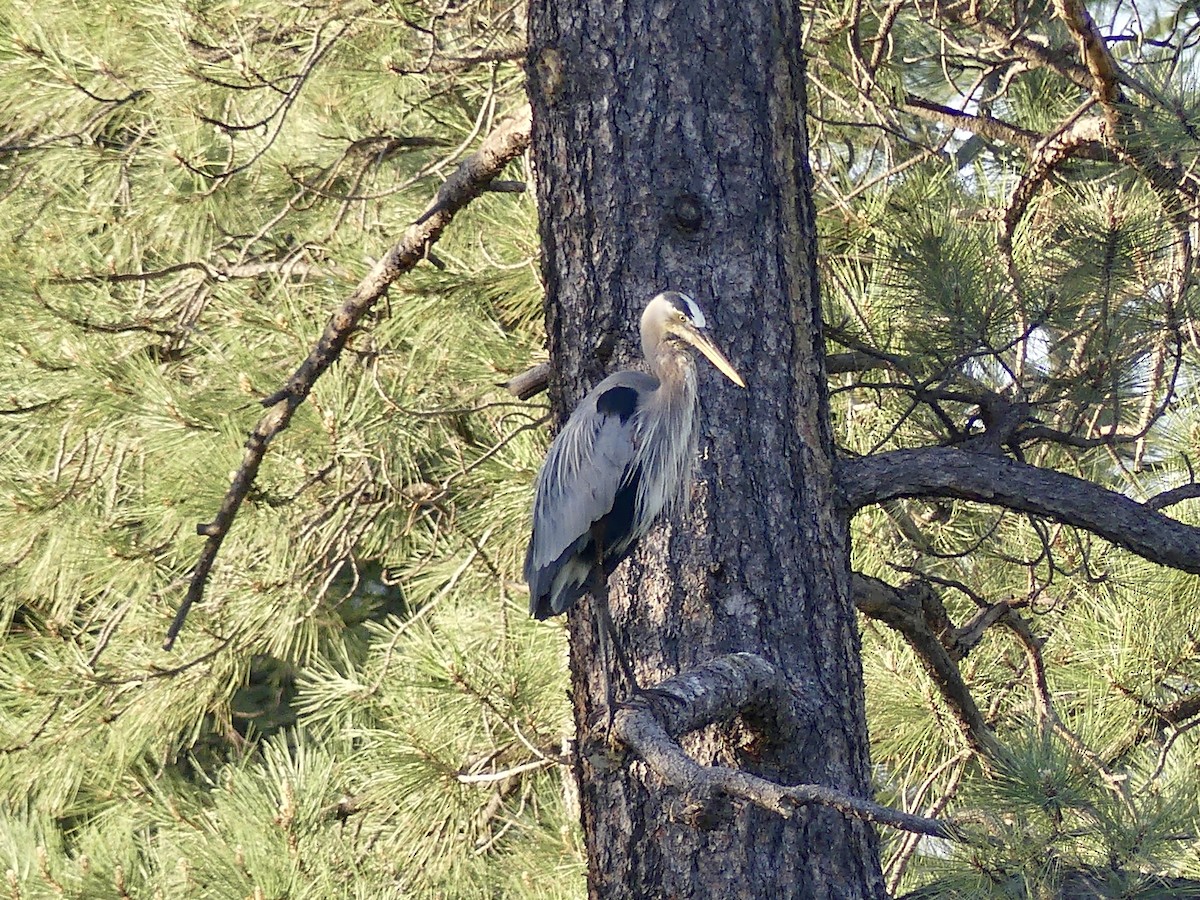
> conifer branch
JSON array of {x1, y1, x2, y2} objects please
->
[
  {"x1": 182, "y1": 19, "x2": 352, "y2": 181},
  {"x1": 852, "y1": 574, "x2": 1004, "y2": 761},
  {"x1": 1051, "y1": 0, "x2": 1196, "y2": 410},
  {"x1": 612, "y1": 653, "x2": 963, "y2": 840},
  {"x1": 839, "y1": 448, "x2": 1200, "y2": 575},
  {"x1": 901, "y1": 94, "x2": 1042, "y2": 152},
  {"x1": 1105, "y1": 688, "x2": 1200, "y2": 764},
  {"x1": 165, "y1": 104, "x2": 533, "y2": 650}
]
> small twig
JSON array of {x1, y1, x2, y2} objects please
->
[
  {"x1": 885, "y1": 751, "x2": 971, "y2": 892},
  {"x1": 456, "y1": 758, "x2": 555, "y2": 784},
  {"x1": 509, "y1": 349, "x2": 888, "y2": 401}
]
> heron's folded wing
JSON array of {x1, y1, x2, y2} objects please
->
[{"x1": 523, "y1": 383, "x2": 643, "y2": 585}]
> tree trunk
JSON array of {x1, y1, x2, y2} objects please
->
[{"x1": 526, "y1": 1, "x2": 885, "y2": 896}]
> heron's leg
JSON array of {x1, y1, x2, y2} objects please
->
[
  {"x1": 587, "y1": 567, "x2": 640, "y2": 696},
  {"x1": 585, "y1": 567, "x2": 618, "y2": 722},
  {"x1": 588, "y1": 573, "x2": 638, "y2": 696}
]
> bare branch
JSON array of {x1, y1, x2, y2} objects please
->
[
  {"x1": 839, "y1": 448, "x2": 1200, "y2": 575},
  {"x1": 1052, "y1": 0, "x2": 1122, "y2": 112},
  {"x1": 509, "y1": 349, "x2": 887, "y2": 402},
  {"x1": 505, "y1": 362, "x2": 551, "y2": 400},
  {"x1": 826, "y1": 350, "x2": 890, "y2": 375},
  {"x1": 938, "y1": 8, "x2": 1095, "y2": 92},
  {"x1": 164, "y1": 104, "x2": 534, "y2": 650},
  {"x1": 902, "y1": 93, "x2": 1042, "y2": 152},
  {"x1": 455, "y1": 758, "x2": 556, "y2": 784},
  {"x1": 1147, "y1": 483, "x2": 1200, "y2": 511},
  {"x1": 852, "y1": 574, "x2": 1005, "y2": 760},
  {"x1": 613, "y1": 653, "x2": 963, "y2": 841}
]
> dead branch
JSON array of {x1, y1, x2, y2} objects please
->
[
  {"x1": 1052, "y1": 0, "x2": 1122, "y2": 113},
  {"x1": 839, "y1": 448, "x2": 1200, "y2": 575},
  {"x1": 937, "y1": 7, "x2": 1094, "y2": 93},
  {"x1": 612, "y1": 653, "x2": 963, "y2": 840},
  {"x1": 505, "y1": 362, "x2": 551, "y2": 400},
  {"x1": 508, "y1": 350, "x2": 886, "y2": 401},
  {"x1": 852, "y1": 574, "x2": 1004, "y2": 761},
  {"x1": 164, "y1": 104, "x2": 534, "y2": 650}
]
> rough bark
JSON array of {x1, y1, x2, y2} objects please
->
[{"x1": 527, "y1": 1, "x2": 884, "y2": 896}]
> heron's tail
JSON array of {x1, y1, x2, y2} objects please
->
[{"x1": 528, "y1": 555, "x2": 590, "y2": 619}]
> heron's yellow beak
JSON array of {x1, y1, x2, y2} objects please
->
[{"x1": 682, "y1": 328, "x2": 746, "y2": 388}]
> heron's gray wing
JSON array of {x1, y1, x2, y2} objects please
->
[{"x1": 524, "y1": 371, "x2": 657, "y2": 615}]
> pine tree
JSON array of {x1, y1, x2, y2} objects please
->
[
  {"x1": 0, "y1": 0, "x2": 1198, "y2": 897},
  {"x1": 0, "y1": 3, "x2": 558, "y2": 897}
]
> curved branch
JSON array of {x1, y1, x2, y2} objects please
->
[
  {"x1": 613, "y1": 653, "x2": 962, "y2": 840},
  {"x1": 852, "y1": 574, "x2": 1004, "y2": 761},
  {"x1": 163, "y1": 104, "x2": 533, "y2": 650},
  {"x1": 838, "y1": 448, "x2": 1200, "y2": 575},
  {"x1": 1003, "y1": 114, "x2": 1105, "y2": 243},
  {"x1": 1052, "y1": 0, "x2": 1122, "y2": 112}
]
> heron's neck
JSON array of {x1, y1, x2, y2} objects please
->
[{"x1": 650, "y1": 340, "x2": 698, "y2": 406}]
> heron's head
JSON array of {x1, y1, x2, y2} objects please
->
[{"x1": 642, "y1": 291, "x2": 746, "y2": 387}]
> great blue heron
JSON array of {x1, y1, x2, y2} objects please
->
[{"x1": 524, "y1": 291, "x2": 745, "y2": 625}]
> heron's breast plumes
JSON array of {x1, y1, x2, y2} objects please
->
[{"x1": 633, "y1": 349, "x2": 699, "y2": 530}]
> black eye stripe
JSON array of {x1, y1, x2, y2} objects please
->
[{"x1": 664, "y1": 292, "x2": 704, "y2": 325}]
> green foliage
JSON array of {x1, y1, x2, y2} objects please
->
[
  {"x1": 815, "y1": 0, "x2": 1200, "y2": 892},
  {"x1": 0, "y1": 0, "x2": 562, "y2": 896}
]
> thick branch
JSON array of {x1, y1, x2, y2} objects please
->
[
  {"x1": 827, "y1": 350, "x2": 890, "y2": 375},
  {"x1": 613, "y1": 653, "x2": 962, "y2": 840},
  {"x1": 838, "y1": 448, "x2": 1200, "y2": 575},
  {"x1": 164, "y1": 104, "x2": 533, "y2": 650},
  {"x1": 505, "y1": 362, "x2": 551, "y2": 400}
]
